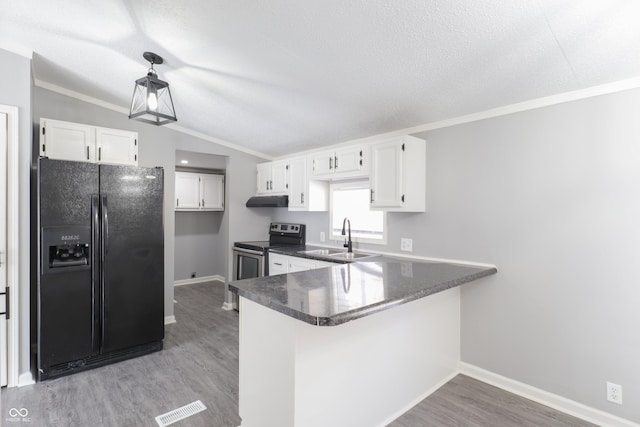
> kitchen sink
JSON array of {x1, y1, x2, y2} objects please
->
[
  {"x1": 329, "y1": 252, "x2": 377, "y2": 260},
  {"x1": 297, "y1": 248, "x2": 345, "y2": 256}
]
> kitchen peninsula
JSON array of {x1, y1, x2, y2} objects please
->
[{"x1": 229, "y1": 257, "x2": 497, "y2": 427}]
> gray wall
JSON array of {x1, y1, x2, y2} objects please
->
[
  {"x1": 275, "y1": 88, "x2": 640, "y2": 422},
  {"x1": 0, "y1": 49, "x2": 32, "y2": 381},
  {"x1": 175, "y1": 211, "x2": 225, "y2": 280}
]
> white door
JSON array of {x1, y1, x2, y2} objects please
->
[
  {"x1": 96, "y1": 127, "x2": 138, "y2": 165},
  {"x1": 287, "y1": 157, "x2": 306, "y2": 209},
  {"x1": 201, "y1": 174, "x2": 224, "y2": 210},
  {"x1": 0, "y1": 112, "x2": 8, "y2": 387},
  {"x1": 334, "y1": 146, "x2": 363, "y2": 174},
  {"x1": 370, "y1": 139, "x2": 404, "y2": 208},
  {"x1": 40, "y1": 118, "x2": 95, "y2": 162},
  {"x1": 175, "y1": 172, "x2": 201, "y2": 210},
  {"x1": 270, "y1": 161, "x2": 288, "y2": 194}
]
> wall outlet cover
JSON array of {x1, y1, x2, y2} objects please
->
[
  {"x1": 320, "y1": 231, "x2": 326, "y2": 242},
  {"x1": 400, "y1": 238, "x2": 413, "y2": 252},
  {"x1": 607, "y1": 381, "x2": 623, "y2": 405}
]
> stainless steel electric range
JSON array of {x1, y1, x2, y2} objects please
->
[{"x1": 232, "y1": 222, "x2": 306, "y2": 281}]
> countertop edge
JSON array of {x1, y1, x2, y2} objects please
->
[{"x1": 230, "y1": 266, "x2": 497, "y2": 327}]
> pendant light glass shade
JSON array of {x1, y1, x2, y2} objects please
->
[{"x1": 129, "y1": 52, "x2": 177, "y2": 126}]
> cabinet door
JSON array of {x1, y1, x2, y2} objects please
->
[
  {"x1": 370, "y1": 140, "x2": 404, "y2": 208},
  {"x1": 256, "y1": 163, "x2": 271, "y2": 194},
  {"x1": 334, "y1": 146, "x2": 364, "y2": 175},
  {"x1": 175, "y1": 172, "x2": 201, "y2": 210},
  {"x1": 96, "y1": 127, "x2": 138, "y2": 165},
  {"x1": 268, "y1": 253, "x2": 289, "y2": 276},
  {"x1": 288, "y1": 257, "x2": 317, "y2": 272},
  {"x1": 310, "y1": 150, "x2": 335, "y2": 177},
  {"x1": 41, "y1": 119, "x2": 95, "y2": 162},
  {"x1": 314, "y1": 260, "x2": 337, "y2": 269},
  {"x1": 270, "y1": 161, "x2": 289, "y2": 194},
  {"x1": 202, "y1": 174, "x2": 224, "y2": 210},
  {"x1": 288, "y1": 157, "x2": 306, "y2": 209}
]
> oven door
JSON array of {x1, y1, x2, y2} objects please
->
[{"x1": 232, "y1": 247, "x2": 265, "y2": 281}]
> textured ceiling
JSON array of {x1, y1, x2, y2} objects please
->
[{"x1": 2, "y1": 1, "x2": 640, "y2": 157}]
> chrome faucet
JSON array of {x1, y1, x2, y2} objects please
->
[{"x1": 341, "y1": 217, "x2": 352, "y2": 253}]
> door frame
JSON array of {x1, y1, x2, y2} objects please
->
[{"x1": 1, "y1": 105, "x2": 20, "y2": 387}]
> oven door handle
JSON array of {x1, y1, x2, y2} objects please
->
[{"x1": 233, "y1": 247, "x2": 266, "y2": 256}]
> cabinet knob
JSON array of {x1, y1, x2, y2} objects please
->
[
  {"x1": 176, "y1": 198, "x2": 179, "y2": 207},
  {"x1": 334, "y1": 156, "x2": 338, "y2": 169},
  {"x1": 370, "y1": 189, "x2": 374, "y2": 203}
]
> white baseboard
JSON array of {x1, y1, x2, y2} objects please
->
[
  {"x1": 380, "y1": 370, "x2": 459, "y2": 427},
  {"x1": 164, "y1": 315, "x2": 176, "y2": 325},
  {"x1": 221, "y1": 301, "x2": 235, "y2": 311},
  {"x1": 459, "y1": 362, "x2": 639, "y2": 427},
  {"x1": 18, "y1": 372, "x2": 35, "y2": 387},
  {"x1": 174, "y1": 275, "x2": 225, "y2": 286}
]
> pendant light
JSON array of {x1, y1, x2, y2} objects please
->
[{"x1": 129, "y1": 52, "x2": 177, "y2": 126}]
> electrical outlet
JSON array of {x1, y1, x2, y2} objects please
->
[
  {"x1": 607, "y1": 381, "x2": 623, "y2": 405},
  {"x1": 320, "y1": 231, "x2": 326, "y2": 242},
  {"x1": 400, "y1": 238, "x2": 413, "y2": 252}
]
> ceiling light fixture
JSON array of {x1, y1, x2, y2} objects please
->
[{"x1": 129, "y1": 51, "x2": 177, "y2": 126}]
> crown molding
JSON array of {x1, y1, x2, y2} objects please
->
[
  {"x1": 33, "y1": 78, "x2": 273, "y2": 161},
  {"x1": 274, "y1": 75, "x2": 640, "y2": 160}
]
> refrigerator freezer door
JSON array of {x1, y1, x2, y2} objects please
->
[
  {"x1": 38, "y1": 159, "x2": 99, "y2": 370},
  {"x1": 99, "y1": 165, "x2": 164, "y2": 353}
]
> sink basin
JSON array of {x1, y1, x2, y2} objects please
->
[
  {"x1": 297, "y1": 248, "x2": 345, "y2": 256},
  {"x1": 329, "y1": 252, "x2": 376, "y2": 260}
]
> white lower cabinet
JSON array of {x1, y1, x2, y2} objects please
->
[
  {"x1": 288, "y1": 257, "x2": 317, "y2": 273},
  {"x1": 268, "y1": 253, "x2": 338, "y2": 276},
  {"x1": 175, "y1": 172, "x2": 224, "y2": 211},
  {"x1": 268, "y1": 253, "x2": 289, "y2": 276}
]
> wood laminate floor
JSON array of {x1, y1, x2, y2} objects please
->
[{"x1": 1, "y1": 282, "x2": 597, "y2": 427}]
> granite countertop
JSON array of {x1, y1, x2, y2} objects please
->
[{"x1": 229, "y1": 257, "x2": 497, "y2": 326}]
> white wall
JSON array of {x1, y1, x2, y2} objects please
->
[
  {"x1": 0, "y1": 48, "x2": 32, "y2": 382},
  {"x1": 275, "y1": 87, "x2": 640, "y2": 422}
]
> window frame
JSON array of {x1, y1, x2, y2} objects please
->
[{"x1": 328, "y1": 180, "x2": 387, "y2": 246}]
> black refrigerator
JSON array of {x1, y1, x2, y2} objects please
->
[{"x1": 37, "y1": 158, "x2": 164, "y2": 380}]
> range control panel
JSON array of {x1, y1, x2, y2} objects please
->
[
  {"x1": 269, "y1": 222, "x2": 303, "y2": 235},
  {"x1": 269, "y1": 223, "x2": 306, "y2": 245}
]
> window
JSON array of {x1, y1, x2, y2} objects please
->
[{"x1": 330, "y1": 181, "x2": 386, "y2": 244}]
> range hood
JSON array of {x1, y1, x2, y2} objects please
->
[{"x1": 246, "y1": 195, "x2": 289, "y2": 208}]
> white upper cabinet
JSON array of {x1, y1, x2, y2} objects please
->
[
  {"x1": 40, "y1": 118, "x2": 138, "y2": 166},
  {"x1": 288, "y1": 156, "x2": 328, "y2": 212},
  {"x1": 370, "y1": 136, "x2": 426, "y2": 212},
  {"x1": 310, "y1": 145, "x2": 368, "y2": 180},
  {"x1": 95, "y1": 127, "x2": 138, "y2": 165},
  {"x1": 175, "y1": 172, "x2": 225, "y2": 211},
  {"x1": 201, "y1": 174, "x2": 225, "y2": 210},
  {"x1": 40, "y1": 119, "x2": 95, "y2": 162},
  {"x1": 256, "y1": 160, "x2": 288, "y2": 194}
]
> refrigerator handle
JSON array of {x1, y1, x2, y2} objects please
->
[
  {"x1": 91, "y1": 194, "x2": 100, "y2": 352},
  {"x1": 100, "y1": 194, "x2": 108, "y2": 346}
]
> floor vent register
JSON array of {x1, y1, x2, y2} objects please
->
[{"x1": 155, "y1": 400, "x2": 207, "y2": 426}]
